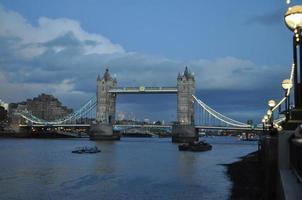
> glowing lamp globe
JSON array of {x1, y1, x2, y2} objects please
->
[
  {"x1": 262, "y1": 118, "x2": 266, "y2": 123},
  {"x1": 267, "y1": 109, "x2": 273, "y2": 116},
  {"x1": 282, "y1": 79, "x2": 293, "y2": 90},
  {"x1": 268, "y1": 100, "x2": 276, "y2": 108},
  {"x1": 264, "y1": 115, "x2": 269, "y2": 120},
  {"x1": 284, "y1": 5, "x2": 302, "y2": 31}
]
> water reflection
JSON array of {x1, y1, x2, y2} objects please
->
[{"x1": 0, "y1": 137, "x2": 257, "y2": 200}]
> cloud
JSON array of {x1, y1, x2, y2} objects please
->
[
  {"x1": 0, "y1": 4, "x2": 289, "y2": 122},
  {"x1": 0, "y1": 71, "x2": 88, "y2": 102},
  {"x1": 245, "y1": 9, "x2": 282, "y2": 26},
  {"x1": 0, "y1": 4, "x2": 124, "y2": 59}
]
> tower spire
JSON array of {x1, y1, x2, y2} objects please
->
[
  {"x1": 184, "y1": 66, "x2": 189, "y2": 77},
  {"x1": 103, "y1": 68, "x2": 111, "y2": 81}
]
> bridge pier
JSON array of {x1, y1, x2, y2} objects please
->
[
  {"x1": 171, "y1": 124, "x2": 198, "y2": 143},
  {"x1": 89, "y1": 124, "x2": 120, "y2": 140}
]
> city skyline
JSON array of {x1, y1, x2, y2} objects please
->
[{"x1": 0, "y1": 0, "x2": 294, "y2": 123}]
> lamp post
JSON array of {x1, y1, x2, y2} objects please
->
[
  {"x1": 262, "y1": 118, "x2": 266, "y2": 132},
  {"x1": 284, "y1": 5, "x2": 302, "y2": 111},
  {"x1": 268, "y1": 100, "x2": 276, "y2": 130},
  {"x1": 282, "y1": 79, "x2": 293, "y2": 112}
]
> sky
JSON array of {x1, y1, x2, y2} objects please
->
[{"x1": 0, "y1": 0, "x2": 297, "y2": 123}]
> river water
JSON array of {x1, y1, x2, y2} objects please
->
[{"x1": 0, "y1": 136, "x2": 257, "y2": 200}]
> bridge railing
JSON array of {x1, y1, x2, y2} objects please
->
[
  {"x1": 289, "y1": 137, "x2": 302, "y2": 182},
  {"x1": 158, "y1": 87, "x2": 178, "y2": 90},
  {"x1": 110, "y1": 86, "x2": 177, "y2": 90},
  {"x1": 260, "y1": 63, "x2": 295, "y2": 129}
]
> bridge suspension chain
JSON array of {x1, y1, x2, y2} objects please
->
[
  {"x1": 17, "y1": 96, "x2": 97, "y2": 125},
  {"x1": 193, "y1": 95, "x2": 251, "y2": 128}
]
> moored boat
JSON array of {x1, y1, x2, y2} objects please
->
[
  {"x1": 72, "y1": 146, "x2": 101, "y2": 154},
  {"x1": 178, "y1": 141, "x2": 212, "y2": 152}
]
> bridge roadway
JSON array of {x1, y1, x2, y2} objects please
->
[
  {"x1": 19, "y1": 124, "x2": 260, "y2": 131},
  {"x1": 18, "y1": 124, "x2": 170, "y2": 128},
  {"x1": 108, "y1": 86, "x2": 178, "y2": 94}
]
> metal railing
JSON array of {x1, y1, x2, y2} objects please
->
[
  {"x1": 111, "y1": 86, "x2": 177, "y2": 90},
  {"x1": 108, "y1": 86, "x2": 178, "y2": 93},
  {"x1": 290, "y1": 137, "x2": 302, "y2": 182}
]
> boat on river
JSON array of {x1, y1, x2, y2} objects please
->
[
  {"x1": 178, "y1": 141, "x2": 212, "y2": 152},
  {"x1": 238, "y1": 132, "x2": 259, "y2": 141},
  {"x1": 72, "y1": 146, "x2": 101, "y2": 154}
]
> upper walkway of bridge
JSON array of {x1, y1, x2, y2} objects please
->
[{"x1": 108, "y1": 86, "x2": 178, "y2": 94}]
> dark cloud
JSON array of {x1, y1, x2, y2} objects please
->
[
  {"x1": 0, "y1": 36, "x2": 24, "y2": 67},
  {"x1": 0, "y1": 4, "x2": 290, "y2": 124},
  {"x1": 42, "y1": 32, "x2": 82, "y2": 48},
  {"x1": 246, "y1": 9, "x2": 282, "y2": 26},
  {"x1": 84, "y1": 40, "x2": 99, "y2": 46}
]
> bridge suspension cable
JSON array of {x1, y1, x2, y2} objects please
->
[
  {"x1": 17, "y1": 96, "x2": 97, "y2": 125},
  {"x1": 192, "y1": 95, "x2": 251, "y2": 128},
  {"x1": 17, "y1": 93, "x2": 251, "y2": 128}
]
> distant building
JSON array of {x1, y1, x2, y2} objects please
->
[
  {"x1": 0, "y1": 99, "x2": 9, "y2": 111},
  {"x1": 0, "y1": 106, "x2": 8, "y2": 124},
  {"x1": 23, "y1": 93, "x2": 73, "y2": 121}
]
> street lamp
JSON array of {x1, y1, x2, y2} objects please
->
[
  {"x1": 282, "y1": 79, "x2": 293, "y2": 91},
  {"x1": 284, "y1": 5, "x2": 302, "y2": 112},
  {"x1": 262, "y1": 118, "x2": 266, "y2": 131},
  {"x1": 268, "y1": 100, "x2": 276, "y2": 130},
  {"x1": 264, "y1": 115, "x2": 269, "y2": 131},
  {"x1": 282, "y1": 79, "x2": 293, "y2": 112},
  {"x1": 268, "y1": 100, "x2": 276, "y2": 108},
  {"x1": 284, "y1": 6, "x2": 302, "y2": 31}
]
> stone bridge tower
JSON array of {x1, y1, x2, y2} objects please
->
[
  {"x1": 172, "y1": 66, "x2": 198, "y2": 143},
  {"x1": 177, "y1": 66, "x2": 195, "y2": 125},
  {"x1": 90, "y1": 68, "x2": 119, "y2": 140},
  {"x1": 96, "y1": 69, "x2": 117, "y2": 124}
]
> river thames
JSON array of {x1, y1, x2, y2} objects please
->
[{"x1": 0, "y1": 136, "x2": 257, "y2": 200}]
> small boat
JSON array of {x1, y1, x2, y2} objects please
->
[
  {"x1": 178, "y1": 141, "x2": 212, "y2": 152},
  {"x1": 238, "y1": 133, "x2": 259, "y2": 141},
  {"x1": 72, "y1": 146, "x2": 101, "y2": 154},
  {"x1": 241, "y1": 138, "x2": 259, "y2": 141}
]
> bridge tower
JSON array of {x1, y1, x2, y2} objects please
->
[
  {"x1": 90, "y1": 68, "x2": 120, "y2": 140},
  {"x1": 177, "y1": 66, "x2": 195, "y2": 124},
  {"x1": 172, "y1": 67, "x2": 198, "y2": 143},
  {"x1": 96, "y1": 68, "x2": 117, "y2": 124}
]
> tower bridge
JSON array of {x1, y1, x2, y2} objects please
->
[
  {"x1": 93, "y1": 67, "x2": 196, "y2": 142},
  {"x1": 16, "y1": 66, "x2": 255, "y2": 142}
]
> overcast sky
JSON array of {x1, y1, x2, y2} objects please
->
[{"x1": 0, "y1": 0, "x2": 296, "y2": 123}]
